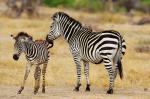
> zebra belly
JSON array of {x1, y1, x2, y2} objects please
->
[
  {"x1": 82, "y1": 57, "x2": 103, "y2": 64},
  {"x1": 27, "y1": 56, "x2": 48, "y2": 65},
  {"x1": 81, "y1": 54, "x2": 103, "y2": 64}
]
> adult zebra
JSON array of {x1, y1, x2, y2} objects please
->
[
  {"x1": 11, "y1": 32, "x2": 53, "y2": 94},
  {"x1": 46, "y1": 12, "x2": 126, "y2": 94}
]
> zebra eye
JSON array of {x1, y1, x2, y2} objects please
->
[{"x1": 52, "y1": 17, "x2": 55, "y2": 21}]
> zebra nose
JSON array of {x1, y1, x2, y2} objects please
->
[
  {"x1": 13, "y1": 54, "x2": 19, "y2": 61},
  {"x1": 46, "y1": 35, "x2": 49, "y2": 41}
]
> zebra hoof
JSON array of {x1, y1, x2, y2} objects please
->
[
  {"x1": 17, "y1": 91, "x2": 22, "y2": 94},
  {"x1": 34, "y1": 87, "x2": 39, "y2": 95},
  {"x1": 17, "y1": 87, "x2": 24, "y2": 94},
  {"x1": 34, "y1": 91, "x2": 37, "y2": 95},
  {"x1": 34, "y1": 90, "x2": 38, "y2": 95},
  {"x1": 85, "y1": 88, "x2": 90, "y2": 92},
  {"x1": 85, "y1": 84, "x2": 90, "y2": 92},
  {"x1": 42, "y1": 88, "x2": 45, "y2": 93},
  {"x1": 73, "y1": 84, "x2": 81, "y2": 92},
  {"x1": 73, "y1": 87, "x2": 79, "y2": 92},
  {"x1": 107, "y1": 89, "x2": 113, "y2": 94}
]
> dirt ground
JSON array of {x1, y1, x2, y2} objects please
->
[{"x1": 0, "y1": 86, "x2": 150, "y2": 99}]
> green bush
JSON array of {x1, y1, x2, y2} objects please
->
[
  {"x1": 43, "y1": 0, "x2": 75, "y2": 7},
  {"x1": 43, "y1": 0, "x2": 150, "y2": 13},
  {"x1": 43, "y1": 0, "x2": 103, "y2": 12},
  {"x1": 142, "y1": 0, "x2": 150, "y2": 5}
]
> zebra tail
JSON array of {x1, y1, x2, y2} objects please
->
[
  {"x1": 118, "y1": 36, "x2": 124, "y2": 79},
  {"x1": 117, "y1": 60, "x2": 123, "y2": 79}
]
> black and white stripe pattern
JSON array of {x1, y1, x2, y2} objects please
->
[
  {"x1": 47, "y1": 12, "x2": 126, "y2": 94},
  {"x1": 11, "y1": 32, "x2": 53, "y2": 94}
]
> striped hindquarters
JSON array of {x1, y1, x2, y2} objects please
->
[{"x1": 101, "y1": 30, "x2": 126, "y2": 56}]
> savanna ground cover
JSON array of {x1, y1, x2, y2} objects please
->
[{"x1": 0, "y1": 5, "x2": 150, "y2": 99}]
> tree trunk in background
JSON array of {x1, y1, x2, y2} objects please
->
[
  {"x1": 108, "y1": 0, "x2": 114, "y2": 12},
  {"x1": 18, "y1": 0, "x2": 41, "y2": 17},
  {"x1": 6, "y1": 0, "x2": 41, "y2": 18},
  {"x1": 6, "y1": 0, "x2": 19, "y2": 17}
]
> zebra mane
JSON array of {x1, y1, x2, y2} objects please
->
[
  {"x1": 15, "y1": 32, "x2": 33, "y2": 40},
  {"x1": 53, "y1": 12, "x2": 82, "y2": 27},
  {"x1": 35, "y1": 39, "x2": 44, "y2": 42},
  {"x1": 53, "y1": 12, "x2": 94, "y2": 33},
  {"x1": 83, "y1": 25, "x2": 93, "y2": 32},
  {"x1": 35, "y1": 39, "x2": 45, "y2": 43}
]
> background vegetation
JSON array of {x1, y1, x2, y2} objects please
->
[{"x1": 43, "y1": 0, "x2": 150, "y2": 13}]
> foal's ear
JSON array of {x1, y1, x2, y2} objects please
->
[
  {"x1": 10, "y1": 34, "x2": 15, "y2": 40},
  {"x1": 29, "y1": 36, "x2": 33, "y2": 40}
]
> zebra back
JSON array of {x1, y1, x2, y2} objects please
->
[{"x1": 35, "y1": 40, "x2": 53, "y2": 49}]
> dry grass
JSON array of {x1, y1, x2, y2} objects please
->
[{"x1": 0, "y1": 6, "x2": 150, "y2": 98}]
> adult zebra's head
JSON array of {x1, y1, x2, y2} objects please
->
[
  {"x1": 11, "y1": 32, "x2": 33, "y2": 61},
  {"x1": 47, "y1": 12, "x2": 63, "y2": 41},
  {"x1": 47, "y1": 12, "x2": 82, "y2": 41}
]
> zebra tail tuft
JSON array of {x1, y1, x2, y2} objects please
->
[{"x1": 117, "y1": 60, "x2": 123, "y2": 79}]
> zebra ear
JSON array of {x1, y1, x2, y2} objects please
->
[
  {"x1": 53, "y1": 17, "x2": 59, "y2": 22},
  {"x1": 10, "y1": 34, "x2": 15, "y2": 40},
  {"x1": 52, "y1": 15, "x2": 59, "y2": 22},
  {"x1": 29, "y1": 36, "x2": 33, "y2": 40}
]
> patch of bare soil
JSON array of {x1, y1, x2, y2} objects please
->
[{"x1": 0, "y1": 86, "x2": 150, "y2": 99}]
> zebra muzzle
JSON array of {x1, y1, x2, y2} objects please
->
[
  {"x1": 13, "y1": 54, "x2": 19, "y2": 61},
  {"x1": 46, "y1": 35, "x2": 54, "y2": 48}
]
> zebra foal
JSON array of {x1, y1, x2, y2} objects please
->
[
  {"x1": 11, "y1": 32, "x2": 53, "y2": 94},
  {"x1": 46, "y1": 12, "x2": 126, "y2": 94}
]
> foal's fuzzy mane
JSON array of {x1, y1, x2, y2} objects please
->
[{"x1": 15, "y1": 32, "x2": 32, "y2": 40}]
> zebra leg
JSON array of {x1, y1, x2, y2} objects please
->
[
  {"x1": 103, "y1": 58, "x2": 114, "y2": 94},
  {"x1": 83, "y1": 61, "x2": 90, "y2": 91},
  {"x1": 42, "y1": 63, "x2": 47, "y2": 93},
  {"x1": 17, "y1": 63, "x2": 31, "y2": 94},
  {"x1": 72, "y1": 54, "x2": 82, "y2": 91},
  {"x1": 34, "y1": 66, "x2": 41, "y2": 94}
]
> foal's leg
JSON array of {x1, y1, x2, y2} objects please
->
[
  {"x1": 18, "y1": 62, "x2": 31, "y2": 94},
  {"x1": 42, "y1": 63, "x2": 47, "y2": 93},
  {"x1": 34, "y1": 65, "x2": 41, "y2": 94}
]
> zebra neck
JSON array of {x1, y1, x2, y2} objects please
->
[
  {"x1": 22, "y1": 42, "x2": 34, "y2": 56},
  {"x1": 63, "y1": 24, "x2": 82, "y2": 42}
]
